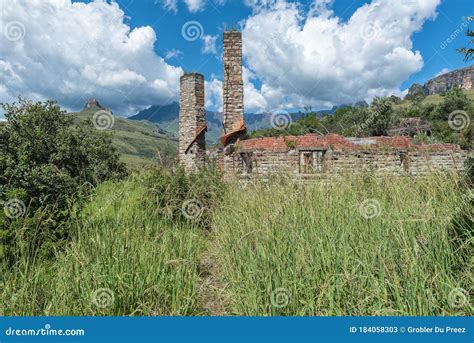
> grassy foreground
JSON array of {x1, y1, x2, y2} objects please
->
[
  {"x1": 1, "y1": 175, "x2": 206, "y2": 315},
  {"x1": 214, "y1": 174, "x2": 473, "y2": 315},
  {"x1": 1, "y1": 171, "x2": 472, "y2": 316}
]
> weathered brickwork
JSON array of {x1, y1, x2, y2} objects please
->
[
  {"x1": 179, "y1": 72, "x2": 206, "y2": 170},
  {"x1": 178, "y1": 31, "x2": 469, "y2": 177},
  {"x1": 222, "y1": 134, "x2": 468, "y2": 179},
  {"x1": 222, "y1": 31, "x2": 246, "y2": 145}
]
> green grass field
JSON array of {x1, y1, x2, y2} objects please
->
[
  {"x1": 214, "y1": 175, "x2": 473, "y2": 315},
  {"x1": 2, "y1": 170, "x2": 472, "y2": 316},
  {"x1": 1, "y1": 176, "x2": 206, "y2": 315}
]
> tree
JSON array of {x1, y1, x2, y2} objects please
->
[
  {"x1": 367, "y1": 97, "x2": 395, "y2": 136},
  {"x1": 388, "y1": 95, "x2": 403, "y2": 104},
  {"x1": 431, "y1": 86, "x2": 473, "y2": 150},
  {"x1": 0, "y1": 98, "x2": 127, "y2": 263},
  {"x1": 435, "y1": 85, "x2": 472, "y2": 119},
  {"x1": 458, "y1": 16, "x2": 474, "y2": 61}
]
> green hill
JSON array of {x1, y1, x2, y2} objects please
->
[
  {"x1": 71, "y1": 106, "x2": 178, "y2": 167},
  {"x1": 396, "y1": 89, "x2": 474, "y2": 108}
]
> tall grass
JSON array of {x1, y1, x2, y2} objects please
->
[
  {"x1": 1, "y1": 174, "x2": 206, "y2": 315},
  {"x1": 213, "y1": 173, "x2": 473, "y2": 315},
  {"x1": 2, "y1": 170, "x2": 472, "y2": 316}
]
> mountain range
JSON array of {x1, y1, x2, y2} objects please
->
[
  {"x1": 127, "y1": 101, "x2": 369, "y2": 144},
  {"x1": 128, "y1": 103, "x2": 275, "y2": 144},
  {"x1": 68, "y1": 65, "x2": 472, "y2": 165}
]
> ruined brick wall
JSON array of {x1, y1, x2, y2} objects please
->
[
  {"x1": 224, "y1": 149, "x2": 295, "y2": 176},
  {"x1": 179, "y1": 72, "x2": 206, "y2": 170},
  {"x1": 406, "y1": 150, "x2": 468, "y2": 175},
  {"x1": 224, "y1": 148, "x2": 468, "y2": 179},
  {"x1": 222, "y1": 31, "x2": 245, "y2": 145},
  {"x1": 327, "y1": 150, "x2": 467, "y2": 176}
]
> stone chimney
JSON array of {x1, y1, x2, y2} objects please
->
[
  {"x1": 179, "y1": 72, "x2": 207, "y2": 170},
  {"x1": 221, "y1": 30, "x2": 246, "y2": 146}
]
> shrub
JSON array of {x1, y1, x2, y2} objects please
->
[
  {"x1": 144, "y1": 164, "x2": 225, "y2": 229},
  {"x1": 413, "y1": 132, "x2": 439, "y2": 144},
  {"x1": 0, "y1": 98, "x2": 127, "y2": 264}
]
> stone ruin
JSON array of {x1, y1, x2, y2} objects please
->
[
  {"x1": 221, "y1": 31, "x2": 246, "y2": 146},
  {"x1": 178, "y1": 31, "x2": 469, "y2": 177},
  {"x1": 387, "y1": 117, "x2": 432, "y2": 137},
  {"x1": 178, "y1": 73, "x2": 206, "y2": 170}
]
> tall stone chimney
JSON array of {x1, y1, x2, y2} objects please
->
[
  {"x1": 179, "y1": 72, "x2": 207, "y2": 170},
  {"x1": 221, "y1": 30, "x2": 246, "y2": 146}
]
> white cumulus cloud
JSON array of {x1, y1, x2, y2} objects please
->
[
  {"x1": 160, "y1": 0, "x2": 178, "y2": 13},
  {"x1": 0, "y1": 0, "x2": 183, "y2": 116},
  {"x1": 205, "y1": 76, "x2": 223, "y2": 112},
  {"x1": 241, "y1": 0, "x2": 440, "y2": 112},
  {"x1": 164, "y1": 48, "x2": 184, "y2": 60},
  {"x1": 184, "y1": 0, "x2": 206, "y2": 13},
  {"x1": 158, "y1": 0, "x2": 225, "y2": 13},
  {"x1": 205, "y1": 68, "x2": 269, "y2": 114}
]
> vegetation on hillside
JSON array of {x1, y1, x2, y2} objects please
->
[
  {"x1": 214, "y1": 174, "x2": 473, "y2": 315},
  {"x1": 250, "y1": 87, "x2": 473, "y2": 150},
  {"x1": 0, "y1": 93, "x2": 472, "y2": 317},
  {"x1": 1, "y1": 177, "x2": 207, "y2": 315},
  {"x1": 72, "y1": 106, "x2": 178, "y2": 167},
  {"x1": 0, "y1": 98, "x2": 126, "y2": 265}
]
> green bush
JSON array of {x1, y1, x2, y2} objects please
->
[
  {"x1": 143, "y1": 164, "x2": 225, "y2": 229},
  {"x1": 0, "y1": 98, "x2": 127, "y2": 264}
]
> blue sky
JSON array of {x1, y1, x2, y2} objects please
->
[
  {"x1": 96, "y1": 0, "x2": 474, "y2": 96},
  {"x1": 129, "y1": 0, "x2": 471, "y2": 89},
  {"x1": 1, "y1": 0, "x2": 473, "y2": 118}
]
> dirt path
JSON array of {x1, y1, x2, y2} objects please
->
[{"x1": 198, "y1": 236, "x2": 229, "y2": 316}]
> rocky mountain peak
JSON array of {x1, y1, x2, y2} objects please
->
[
  {"x1": 407, "y1": 65, "x2": 473, "y2": 97},
  {"x1": 84, "y1": 98, "x2": 104, "y2": 110}
]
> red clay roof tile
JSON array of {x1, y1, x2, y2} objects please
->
[{"x1": 239, "y1": 133, "x2": 461, "y2": 152}]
